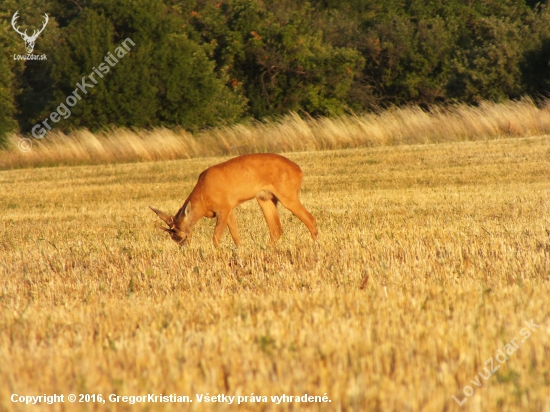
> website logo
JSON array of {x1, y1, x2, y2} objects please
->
[{"x1": 11, "y1": 11, "x2": 48, "y2": 60}]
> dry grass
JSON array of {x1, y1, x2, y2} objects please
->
[
  {"x1": 1, "y1": 135, "x2": 550, "y2": 411},
  {"x1": 2, "y1": 98, "x2": 550, "y2": 170}
]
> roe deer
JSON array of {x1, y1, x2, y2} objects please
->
[{"x1": 150, "y1": 153, "x2": 318, "y2": 246}]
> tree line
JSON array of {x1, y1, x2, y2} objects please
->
[{"x1": 1, "y1": 0, "x2": 549, "y2": 142}]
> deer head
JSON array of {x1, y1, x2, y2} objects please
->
[
  {"x1": 12, "y1": 11, "x2": 49, "y2": 54},
  {"x1": 150, "y1": 203, "x2": 192, "y2": 246}
]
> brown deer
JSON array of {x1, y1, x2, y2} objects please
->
[{"x1": 150, "y1": 153, "x2": 318, "y2": 246}]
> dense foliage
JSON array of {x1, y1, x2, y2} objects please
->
[{"x1": 1, "y1": 0, "x2": 550, "y2": 141}]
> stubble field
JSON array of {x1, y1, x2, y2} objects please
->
[{"x1": 1, "y1": 135, "x2": 550, "y2": 411}]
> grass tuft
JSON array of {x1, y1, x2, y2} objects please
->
[{"x1": 2, "y1": 98, "x2": 550, "y2": 169}]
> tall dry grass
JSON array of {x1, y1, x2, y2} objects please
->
[{"x1": 2, "y1": 98, "x2": 550, "y2": 169}]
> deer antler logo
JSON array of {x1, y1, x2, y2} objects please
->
[{"x1": 11, "y1": 11, "x2": 49, "y2": 54}]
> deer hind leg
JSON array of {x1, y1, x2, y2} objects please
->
[
  {"x1": 276, "y1": 193, "x2": 318, "y2": 241},
  {"x1": 227, "y1": 209, "x2": 241, "y2": 246},
  {"x1": 256, "y1": 196, "x2": 283, "y2": 243}
]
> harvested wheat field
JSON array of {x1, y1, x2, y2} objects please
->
[{"x1": 1, "y1": 135, "x2": 550, "y2": 411}]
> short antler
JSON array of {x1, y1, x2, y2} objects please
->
[{"x1": 149, "y1": 206, "x2": 174, "y2": 228}]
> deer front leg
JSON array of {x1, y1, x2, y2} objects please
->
[
  {"x1": 227, "y1": 209, "x2": 241, "y2": 246},
  {"x1": 213, "y1": 210, "x2": 230, "y2": 247}
]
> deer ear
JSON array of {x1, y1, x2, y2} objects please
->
[
  {"x1": 175, "y1": 202, "x2": 191, "y2": 222},
  {"x1": 149, "y1": 206, "x2": 174, "y2": 228}
]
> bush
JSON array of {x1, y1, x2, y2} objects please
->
[
  {"x1": 29, "y1": 0, "x2": 246, "y2": 133},
  {"x1": 189, "y1": 0, "x2": 364, "y2": 118}
]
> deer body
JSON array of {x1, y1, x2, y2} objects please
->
[{"x1": 150, "y1": 153, "x2": 318, "y2": 246}]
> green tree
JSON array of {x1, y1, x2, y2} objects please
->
[
  {"x1": 521, "y1": 4, "x2": 550, "y2": 97},
  {"x1": 448, "y1": 16, "x2": 529, "y2": 102},
  {"x1": 4, "y1": 0, "x2": 550, "y2": 138},
  {"x1": 35, "y1": 0, "x2": 245, "y2": 132},
  {"x1": 360, "y1": 14, "x2": 455, "y2": 105},
  {"x1": 0, "y1": 22, "x2": 17, "y2": 144},
  {"x1": 190, "y1": 0, "x2": 364, "y2": 118},
  {"x1": 0, "y1": 0, "x2": 56, "y2": 142}
]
